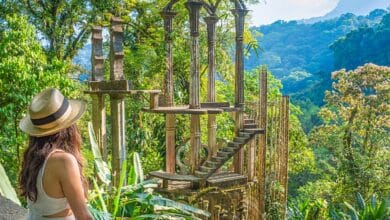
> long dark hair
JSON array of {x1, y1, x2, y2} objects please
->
[{"x1": 19, "y1": 124, "x2": 86, "y2": 202}]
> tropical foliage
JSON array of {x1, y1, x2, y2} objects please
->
[
  {"x1": 88, "y1": 122, "x2": 210, "y2": 219},
  {"x1": 0, "y1": 14, "x2": 80, "y2": 187},
  {"x1": 307, "y1": 64, "x2": 390, "y2": 203},
  {"x1": 0, "y1": 0, "x2": 389, "y2": 219}
]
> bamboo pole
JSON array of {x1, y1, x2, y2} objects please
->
[
  {"x1": 205, "y1": 15, "x2": 218, "y2": 159},
  {"x1": 258, "y1": 66, "x2": 267, "y2": 219},
  {"x1": 240, "y1": 189, "x2": 248, "y2": 220},
  {"x1": 278, "y1": 97, "x2": 286, "y2": 204},
  {"x1": 161, "y1": 11, "x2": 177, "y2": 188},
  {"x1": 202, "y1": 200, "x2": 209, "y2": 220},
  {"x1": 269, "y1": 102, "x2": 275, "y2": 203},
  {"x1": 281, "y1": 96, "x2": 289, "y2": 218},
  {"x1": 91, "y1": 26, "x2": 107, "y2": 160},
  {"x1": 273, "y1": 99, "x2": 280, "y2": 203},
  {"x1": 250, "y1": 183, "x2": 261, "y2": 220},
  {"x1": 214, "y1": 205, "x2": 221, "y2": 220},
  {"x1": 109, "y1": 17, "x2": 126, "y2": 187},
  {"x1": 247, "y1": 138, "x2": 256, "y2": 181},
  {"x1": 278, "y1": 97, "x2": 284, "y2": 211}
]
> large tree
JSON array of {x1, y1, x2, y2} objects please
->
[
  {"x1": 22, "y1": 0, "x2": 94, "y2": 62},
  {"x1": 307, "y1": 63, "x2": 390, "y2": 203},
  {"x1": 0, "y1": 14, "x2": 79, "y2": 185}
]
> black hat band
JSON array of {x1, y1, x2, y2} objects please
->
[{"x1": 31, "y1": 99, "x2": 70, "y2": 126}]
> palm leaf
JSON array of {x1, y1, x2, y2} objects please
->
[
  {"x1": 128, "y1": 165, "x2": 137, "y2": 185},
  {"x1": 356, "y1": 192, "x2": 366, "y2": 210},
  {"x1": 0, "y1": 163, "x2": 20, "y2": 205},
  {"x1": 370, "y1": 194, "x2": 377, "y2": 208},
  {"x1": 88, "y1": 122, "x2": 111, "y2": 185},
  {"x1": 374, "y1": 200, "x2": 387, "y2": 219},
  {"x1": 92, "y1": 178, "x2": 108, "y2": 213},
  {"x1": 113, "y1": 160, "x2": 127, "y2": 217},
  {"x1": 136, "y1": 193, "x2": 210, "y2": 217},
  {"x1": 135, "y1": 213, "x2": 201, "y2": 220},
  {"x1": 344, "y1": 202, "x2": 359, "y2": 220},
  {"x1": 121, "y1": 179, "x2": 158, "y2": 194},
  {"x1": 88, "y1": 204, "x2": 111, "y2": 220},
  {"x1": 133, "y1": 152, "x2": 144, "y2": 183}
]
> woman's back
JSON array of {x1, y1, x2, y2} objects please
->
[{"x1": 27, "y1": 150, "x2": 75, "y2": 220}]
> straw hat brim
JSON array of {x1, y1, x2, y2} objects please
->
[{"x1": 19, "y1": 100, "x2": 86, "y2": 137}]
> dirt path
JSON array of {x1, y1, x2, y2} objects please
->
[{"x1": 0, "y1": 196, "x2": 27, "y2": 220}]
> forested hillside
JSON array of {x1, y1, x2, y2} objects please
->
[
  {"x1": 331, "y1": 13, "x2": 390, "y2": 70},
  {"x1": 246, "y1": 9, "x2": 389, "y2": 131}
]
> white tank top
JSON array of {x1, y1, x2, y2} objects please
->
[{"x1": 27, "y1": 149, "x2": 75, "y2": 220}]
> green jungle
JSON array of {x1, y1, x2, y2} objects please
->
[{"x1": 0, "y1": 0, "x2": 389, "y2": 219}]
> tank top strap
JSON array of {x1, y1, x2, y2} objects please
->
[{"x1": 41, "y1": 149, "x2": 65, "y2": 177}]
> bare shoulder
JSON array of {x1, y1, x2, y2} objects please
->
[
  {"x1": 49, "y1": 151, "x2": 78, "y2": 168},
  {"x1": 44, "y1": 151, "x2": 80, "y2": 184}
]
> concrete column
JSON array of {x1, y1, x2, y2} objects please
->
[
  {"x1": 205, "y1": 16, "x2": 218, "y2": 158},
  {"x1": 258, "y1": 66, "x2": 268, "y2": 219},
  {"x1": 186, "y1": 0, "x2": 203, "y2": 175},
  {"x1": 232, "y1": 8, "x2": 249, "y2": 174},
  {"x1": 91, "y1": 26, "x2": 107, "y2": 160},
  {"x1": 109, "y1": 17, "x2": 126, "y2": 187},
  {"x1": 161, "y1": 11, "x2": 177, "y2": 188}
]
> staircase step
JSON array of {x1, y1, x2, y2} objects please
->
[
  {"x1": 195, "y1": 170, "x2": 208, "y2": 178},
  {"x1": 205, "y1": 160, "x2": 218, "y2": 168},
  {"x1": 217, "y1": 150, "x2": 232, "y2": 158},
  {"x1": 149, "y1": 171, "x2": 201, "y2": 182},
  {"x1": 221, "y1": 146, "x2": 235, "y2": 153},
  {"x1": 200, "y1": 166, "x2": 215, "y2": 173},
  {"x1": 234, "y1": 137, "x2": 248, "y2": 144},
  {"x1": 207, "y1": 172, "x2": 247, "y2": 187},
  {"x1": 227, "y1": 142, "x2": 242, "y2": 148},
  {"x1": 244, "y1": 119, "x2": 255, "y2": 124},
  {"x1": 238, "y1": 132, "x2": 251, "y2": 138},
  {"x1": 242, "y1": 128, "x2": 265, "y2": 134},
  {"x1": 244, "y1": 123, "x2": 258, "y2": 128},
  {"x1": 212, "y1": 155, "x2": 227, "y2": 163}
]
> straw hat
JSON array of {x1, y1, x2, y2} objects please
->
[{"x1": 19, "y1": 88, "x2": 86, "y2": 137}]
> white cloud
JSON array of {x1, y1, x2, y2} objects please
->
[{"x1": 248, "y1": 0, "x2": 339, "y2": 26}]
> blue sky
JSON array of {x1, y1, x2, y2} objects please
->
[{"x1": 248, "y1": 0, "x2": 340, "y2": 26}]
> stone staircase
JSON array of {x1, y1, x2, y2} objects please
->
[{"x1": 194, "y1": 119, "x2": 263, "y2": 179}]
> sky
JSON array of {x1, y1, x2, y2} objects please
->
[{"x1": 248, "y1": 0, "x2": 340, "y2": 26}]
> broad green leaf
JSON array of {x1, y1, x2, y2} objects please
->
[
  {"x1": 92, "y1": 178, "x2": 108, "y2": 213},
  {"x1": 88, "y1": 204, "x2": 111, "y2": 220},
  {"x1": 370, "y1": 194, "x2": 377, "y2": 208},
  {"x1": 0, "y1": 163, "x2": 20, "y2": 205},
  {"x1": 133, "y1": 152, "x2": 144, "y2": 183},
  {"x1": 136, "y1": 193, "x2": 211, "y2": 218},
  {"x1": 128, "y1": 165, "x2": 137, "y2": 185},
  {"x1": 375, "y1": 200, "x2": 387, "y2": 219},
  {"x1": 113, "y1": 160, "x2": 127, "y2": 217},
  {"x1": 344, "y1": 202, "x2": 359, "y2": 220},
  {"x1": 356, "y1": 192, "x2": 365, "y2": 210}
]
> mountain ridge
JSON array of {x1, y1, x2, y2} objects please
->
[{"x1": 301, "y1": 0, "x2": 389, "y2": 24}]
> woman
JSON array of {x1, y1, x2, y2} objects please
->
[{"x1": 19, "y1": 88, "x2": 92, "y2": 220}]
